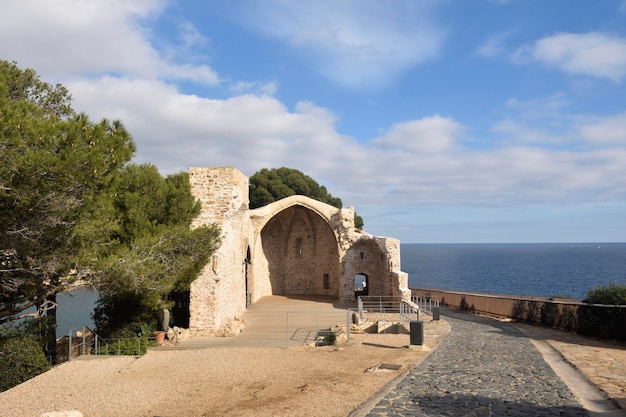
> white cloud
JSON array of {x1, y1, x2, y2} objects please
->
[
  {"x1": 66, "y1": 73, "x2": 626, "y2": 210},
  {"x1": 229, "y1": 80, "x2": 279, "y2": 96},
  {"x1": 505, "y1": 93, "x2": 568, "y2": 113},
  {"x1": 374, "y1": 116, "x2": 461, "y2": 154},
  {"x1": 67, "y1": 76, "x2": 357, "y2": 175},
  {"x1": 504, "y1": 93, "x2": 570, "y2": 127},
  {"x1": 3, "y1": 0, "x2": 626, "y2": 242},
  {"x1": 512, "y1": 32, "x2": 626, "y2": 81},
  {"x1": 492, "y1": 120, "x2": 565, "y2": 145},
  {"x1": 580, "y1": 112, "x2": 626, "y2": 143},
  {"x1": 178, "y1": 20, "x2": 210, "y2": 50},
  {"x1": 225, "y1": 0, "x2": 446, "y2": 89},
  {"x1": 476, "y1": 31, "x2": 515, "y2": 57},
  {"x1": 0, "y1": 0, "x2": 219, "y2": 85}
]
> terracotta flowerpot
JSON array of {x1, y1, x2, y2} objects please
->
[{"x1": 154, "y1": 331, "x2": 166, "y2": 345}]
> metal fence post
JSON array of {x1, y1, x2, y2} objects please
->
[
  {"x1": 346, "y1": 309, "x2": 351, "y2": 343},
  {"x1": 285, "y1": 312, "x2": 289, "y2": 348}
]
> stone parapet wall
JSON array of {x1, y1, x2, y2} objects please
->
[{"x1": 410, "y1": 287, "x2": 580, "y2": 326}]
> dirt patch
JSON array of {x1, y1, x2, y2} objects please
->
[{"x1": 0, "y1": 320, "x2": 450, "y2": 417}]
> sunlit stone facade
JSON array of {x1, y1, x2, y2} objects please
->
[{"x1": 188, "y1": 167, "x2": 409, "y2": 336}]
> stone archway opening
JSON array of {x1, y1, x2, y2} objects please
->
[
  {"x1": 260, "y1": 204, "x2": 340, "y2": 299},
  {"x1": 354, "y1": 273, "x2": 368, "y2": 297},
  {"x1": 170, "y1": 289, "x2": 190, "y2": 328}
]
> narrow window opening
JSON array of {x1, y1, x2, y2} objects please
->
[
  {"x1": 359, "y1": 251, "x2": 365, "y2": 260},
  {"x1": 296, "y1": 238, "x2": 302, "y2": 255},
  {"x1": 323, "y1": 273, "x2": 330, "y2": 289}
]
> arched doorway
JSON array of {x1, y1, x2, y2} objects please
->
[
  {"x1": 170, "y1": 289, "x2": 190, "y2": 328},
  {"x1": 354, "y1": 273, "x2": 368, "y2": 297}
]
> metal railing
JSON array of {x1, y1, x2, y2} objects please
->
[
  {"x1": 356, "y1": 295, "x2": 421, "y2": 326},
  {"x1": 412, "y1": 296, "x2": 439, "y2": 314},
  {"x1": 62, "y1": 326, "x2": 157, "y2": 362},
  {"x1": 357, "y1": 296, "x2": 404, "y2": 320},
  {"x1": 400, "y1": 299, "x2": 420, "y2": 322}
]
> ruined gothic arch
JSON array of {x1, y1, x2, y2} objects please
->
[
  {"x1": 187, "y1": 167, "x2": 408, "y2": 336},
  {"x1": 257, "y1": 203, "x2": 341, "y2": 298}
]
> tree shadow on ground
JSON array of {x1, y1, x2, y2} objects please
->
[
  {"x1": 440, "y1": 306, "x2": 626, "y2": 352},
  {"x1": 370, "y1": 391, "x2": 589, "y2": 417}
]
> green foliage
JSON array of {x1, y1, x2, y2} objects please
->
[
  {"x1": 88, "y1": 164, "x2": 221, "y2": 336},
  {"x1": 249, "y1": 167, "x2": 364, "y2": 228},
  {"x1": 0, "y1": 337, "x2": 51, "y2": 392},
  {"x1": 323, "y1": 331, "x2": 337, "y2": 346},
  {"x1": 97, "y1": 337, "x2": 156, "y2": 356},
  {"x1": 96, "y1": 325, "x2": 157, "y2": 356},
  {"x1": 93, "y1": 292, "x2": 157, "y2": 339},
  {"x1": 584, "y1": 282, "x2": 626, "y2": 305},
  {"x1": 0, "y1": 60, "x2": 135, "y2": 325},
  {"x1": 539, "y1": 302, "x2": 559, "y2": 327},
  {"x1": 354, "y1": 213, "x2": 364, "y2": 230},
  {"x1": 249, "y1": 167, "x2": 342, "y2": 209},
  {"x1": 578, "y1": 283, "x2": 626, "y2": 340}
]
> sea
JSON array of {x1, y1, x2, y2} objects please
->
[
  {"x1": 402, "y1": 242, "x2": 626, "y2": 300},
  {"x1": 49, "y1": 242, "x2": 626, "y2": 336}
]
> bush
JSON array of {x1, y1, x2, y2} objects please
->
[
  {"x1": 96, "y1": 322, "x2": 158, "y2": 355},
  {"x1": 323, "y1": 332, "x2": 337, "y2": 346},
  {"x1": 0, "y1": 337, "x2": 51, "y2": 392},
  {"x1": 540, "y1": 302, "x2": 559, "y2": 327},
  {"x1": 578, "y1": 283, "x2": 626, "y2": 339},
  {"x1": 584, "y1": 283, "x2": 626, "y2": 305},
  {"x1": 97, "y1": 337, "x2": 156, "y2": 356}
]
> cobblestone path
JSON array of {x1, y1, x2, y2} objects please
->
[{"x1": 365, "y1": 309, "x2": 588, "y2": 417}]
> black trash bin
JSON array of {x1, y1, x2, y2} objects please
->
[
  {"x1": 410, "y1": 320, "x2": 424, "y2": 346},
  {"x1": 432, "y1": 306, "x2": 440, "y2": 321}
]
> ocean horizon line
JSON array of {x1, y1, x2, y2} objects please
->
[{"x1": 401, "y1": 241, "x2": 626, "y2": 245}]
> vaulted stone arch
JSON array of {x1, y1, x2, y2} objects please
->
[{"x1": 260, "y1": 204, "x2": 340, "y2": 298}]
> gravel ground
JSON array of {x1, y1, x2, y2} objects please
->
[
  {"x1": 3, "y1": 312, "x2": 624, "y2": 417},
  {"x1": 0, "y1": 320, "x2": 451, "y2": 417}
]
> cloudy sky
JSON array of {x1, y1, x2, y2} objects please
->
[{"x1": 2, "y1": 0, "x2": 626, "y2": 243}]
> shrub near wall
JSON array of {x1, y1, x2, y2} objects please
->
[
  {"x1": 578, "y1": 283, "x2": 626, "y2": 341},
  {"x1": 412, "y1": 287, "x2": 626, "y2": 340},
  {"x1": 0, "y1": 337, "x2": 51, "y2": 392},
  {"x1": 510, "y1": 299, "x2": 578, "y2": 332},
  {"x1": 577, "y1": 304, "x2": 626, "y2": 340}
]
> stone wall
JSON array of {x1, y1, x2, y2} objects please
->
[
  {"x1": 188, "y1": 167, "x2": 408, "y2": 335},
  {"x1": 188, "y1": 167, "x2": 250, "y2": 335},
  {"x1": 342, "y1": 236, "x2": 409, "y2": 303}
]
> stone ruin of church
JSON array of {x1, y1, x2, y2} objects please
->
[{"x1": 187, "y1": 167, "x2": 409, "y2": 336}]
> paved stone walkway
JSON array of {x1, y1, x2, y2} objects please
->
[{"x1": 365, "y1": 309, "x2": 589, "y2": 417}]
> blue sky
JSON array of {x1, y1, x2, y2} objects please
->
[{"x1": 1, "y1": 0, "x2": 626, "y2": 243}]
